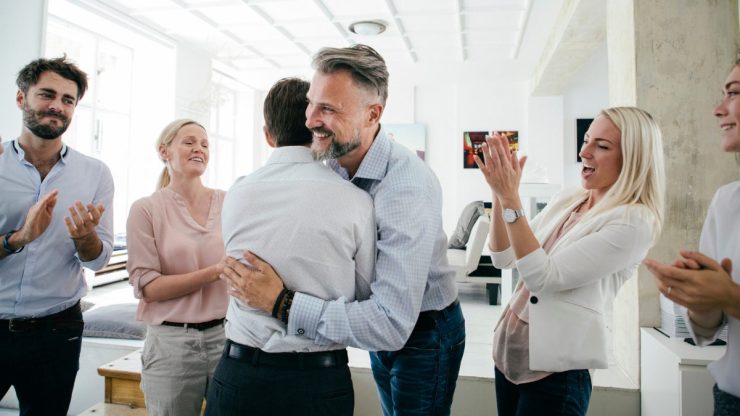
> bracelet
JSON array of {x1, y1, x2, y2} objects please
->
[
  {"x1": 2, "y1": 230, "x2": 24, "y2": 255},
  {"x1": 271, "y1": 287, "x2": 288, "y2": 319},
  {"x1": 279, "y1": 290, "x2": 295, "y2": 325}
]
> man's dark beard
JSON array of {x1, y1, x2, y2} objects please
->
[
  {"x1": 23, "y1": 102, "x2": 70, "y2": 140},
  {"x1": 311, "y1": 128, "x2": 361, "y2": 161}
]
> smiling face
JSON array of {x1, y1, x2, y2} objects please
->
[
  {"x1": 305, "y1": 70, "x2": 382, "y2": 173},
  {"x1": 713, "y1": 65, "x2": 740, "y2": 152},
  {"x1": 579, "y1": 115, "x2": 623, "y2": 201},
  {"x1": 160, "y1": 123, "x2": 209, "y2": 178},
  {"x1": 17, "y1": 71, "x2": 78, "y2": 140}
]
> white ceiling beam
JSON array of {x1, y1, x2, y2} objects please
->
[
  {"x1": 311, "y1": 0, "x2": 354, "y2": 46},
  {"x1": 511, "y1": 0, "x2": 532, "y2": 59},
  {"x1": 170, "y1": 0, "x2": 279, "y2": 68},
  {"x1": 240, "y1": 1, "x2": 312, "y2": 56},
  {"x1": 382, "y1": 0, "x2": 417, "y2": 62},
  {"x1": 530, "y1": 0, "x2": 606, "y2": 95},
  {"x1": 453, "y1": 0, "x2": 466, "y2": 61}
]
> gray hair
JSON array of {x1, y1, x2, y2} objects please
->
[{"x1": 312, "y1": 44, "x2": 389, "y2": 105}]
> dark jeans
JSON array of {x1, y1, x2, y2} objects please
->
[
  {"x1": 370, "y1": 300, "x2": 466, "y2": 416},
  {"x1": 0, "y1": 304, "x2": 83, "y2": 416},
  {"x1": 494, "y1": 367, "x2": 592, "y2": 416},
  {"x1": 205, "y1": 342, "x2": 354, "y2": 416},
  {"x1": 714, "y1": 384, "x2": 740, "y2": 416}
]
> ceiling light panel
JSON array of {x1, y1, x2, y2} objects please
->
[
  {"x1": 462, "y1": 0, "x2": 525, "y2": 8},
  {"x1": 256, "y1": 1, "x2": 325, "y2": 21},
  {"x1": 299, "y1": 37, "x2": 350, "y2": 51},
  {"x1": 320, "y1": 0, "x2": 389, "y2": 18},
  {"x1": 269, "y1": 54, "x2": 312, "y2": 67},
  {"x1": 393, "y1": 0, "x2": 456, "y2": 14},
  {"x1": 102, "y1": 0, "x2": 177, "y2": 11},
  {"x1": 227, "y1": 23, "x2": 287, "y2": 41},
  {"x1": 465, "y1": 32, "x2": 517, "y2": 47},
  {"x1": 193, "y1": 4, "x2": 264, "y2": 26},
  {"x1": 463, "y1": 10, "x2": 523, "y2": 29},
  {"x1": 142, "y1": 9, "x2": 217, "y2": 34},
  {"x1": 400, "y1": 14, "x2": 457, "y2": 33},
  {"x1": 251, "y1": 37, "x2": 307, "y2": 55},
  {"x1": 278, "y1": 20, "x2": 340, "y2": 38}
]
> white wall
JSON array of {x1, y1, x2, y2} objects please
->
[
  {"x1": 562, "y1": 42, "x2": 610, "y2": 187},
  {"x1": 0, "y1": 0, "x2": 46, "y2": 143}
]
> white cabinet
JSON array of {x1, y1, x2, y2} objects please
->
[{"x1": 641, "y1": 327, "x2": 725, "y2": 416}]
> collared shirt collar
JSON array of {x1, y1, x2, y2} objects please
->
[
  {"x1": 12, "y1": 138, "x2": 69, "y2": 164},
  {"x1": 328, "y1": 125, "x2": 390, "y2": 182},
  {"x1": 265, "y1": 145, "x2": 314, "y2": 165}
]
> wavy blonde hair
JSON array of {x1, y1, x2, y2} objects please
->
[
  {"x1": 155, "y1": 119, "x2": 204, "y2": 190},
  {"x1": 585, "y1": 107, "x2": 666, "y2": 240}
]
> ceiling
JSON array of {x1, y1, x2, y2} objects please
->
[{"x1": 94, "y1": 0, "x2": 563, "y2": 89}]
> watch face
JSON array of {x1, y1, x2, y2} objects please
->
[
  {"x1": 503, "y1": 208, "x2": 522, "y2": 223},
  {"x1": 503, "y1": 209, "x2": 516, "y2": 223}
]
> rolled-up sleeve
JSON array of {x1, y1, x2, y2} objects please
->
[{"x1": 126, "y1": 199, "x2": 162, "y2": 299}]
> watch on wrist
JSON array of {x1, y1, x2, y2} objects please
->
[{"x1": 502, "y1": 208, "x2": 525, "y2": 224}]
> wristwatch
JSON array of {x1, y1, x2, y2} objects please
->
[{"x1": 502, "y1": 208, "x2": 525, "y2": 224}]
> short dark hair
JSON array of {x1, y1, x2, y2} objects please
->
[
  {"x1": 263, "y1": 77, "x2": 311, "y2": 147},
  {"x1": 16, "y1": 55, "x2": 88, "y2": 101},
  {"x1": 312, "y1": 44, "x2": 389, "y2": 105}
]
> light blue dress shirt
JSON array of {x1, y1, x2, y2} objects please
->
[
  {"x1": 288, "y1": 126, "x2": 458, "y2": 351},
  {"x1": 0, "y1": 140, "x2": 114, "y2": 318}
]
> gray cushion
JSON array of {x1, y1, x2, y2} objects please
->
[
  {"x1": 448, "y1": 201, "x2": 485, "y2": 249},
  {"x1": 83, "y1": 303, "x2": 146, "y2": 340}
]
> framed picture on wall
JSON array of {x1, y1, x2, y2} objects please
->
[
  {"x1": 576, "y1": 118, "x2": 594, "y2": 162},
  {"x1": 384, "y1": 123, "x2": 427, "y2": 160},
  {"x1": 463, "y1": 130, "x2": 518, "y2": 169}
]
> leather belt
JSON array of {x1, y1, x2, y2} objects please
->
[
  {"x1": 414, "y1": 299, "x2": 460, "y2": 331},
  {"x1": 226, "y1": 340, "x2": 348, "y2": 369},
  {"x1": 161, "y1": 317, "x2": 225, "y2": 331},
  {"x1": 0, "y1": 301, "x2": 83, "y2": 333}
]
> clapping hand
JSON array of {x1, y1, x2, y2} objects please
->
[{"x1": 474, "y1": 132, "x2": 527, "y2": 204}]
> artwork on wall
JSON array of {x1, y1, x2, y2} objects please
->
[
  {"x1": 384, "y1": 123, "x2": 427, "y2": 160},
  {"x1": 576, "y1": 118, "x2": 594, "y2": 162},
  {"x1": 463, "y1": 130, "x2": 519, "y2": 169}
]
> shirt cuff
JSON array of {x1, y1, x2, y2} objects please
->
[
  {"x1": 515, "y1": 247, "x2": 548, "y2": 278},
  {"x1": 489, "y1": 245, "x2": 516, "y2": 268},
  {"x1": 685, "y1": 308, "x2": 727, "y2": 345},
  {"x1": 288, "y1": 292, "x2": 325, "y2": 339},
  {"x1": 80, "y1": 241, "x2": 112, "y2": 270}
]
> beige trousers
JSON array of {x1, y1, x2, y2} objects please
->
[{"x1": 141, "y1": 323, "x2": 226, "y2": 416}]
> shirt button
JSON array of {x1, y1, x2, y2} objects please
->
[
  {"x1": 530, "y1": 296, "x2": 538, "y2": 304},
  {"x1": 297, "y1": 328, "x2": 305, "y2": 335}
]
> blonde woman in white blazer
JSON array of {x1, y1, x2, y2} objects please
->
[{"x1": 475, "y1": 107, "x2": 665, "y2": 416}]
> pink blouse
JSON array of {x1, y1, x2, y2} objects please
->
[
  {"x1": 493, "y1": 207, "x2": 583, "y2": 384},
  {"x1": 126, "y1": 188, "x2": 228, "y2": 325}
]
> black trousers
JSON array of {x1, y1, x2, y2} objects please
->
[
  {"x1": 205, "y1": 341, "x2": 354, "y2": 416},
  {"x1": 0, "y1": 303, "x2": 83, "y2": 416}
]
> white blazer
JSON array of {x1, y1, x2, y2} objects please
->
[{"x1": 492, "y1": 188, "x2": 657, "y2": 372}]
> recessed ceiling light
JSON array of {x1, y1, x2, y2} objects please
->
[{"x1": 348, "y1": 20, "x2": 387, "y2": 36}]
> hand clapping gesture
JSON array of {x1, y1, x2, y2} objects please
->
[{"x1": 473, "y1": 132, "x2": 527, "y2": 204}]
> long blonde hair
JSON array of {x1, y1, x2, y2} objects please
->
[
  {"x1": 155, "y1": 119, "x2": 205, "y2": 190},
  {"x1": 585, "y1": 107, "x2": 666, "y2": 240}
]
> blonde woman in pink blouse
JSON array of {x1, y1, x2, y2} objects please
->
[{"x1": 126, "y1": 119, "x2": 228, "y2": 416}]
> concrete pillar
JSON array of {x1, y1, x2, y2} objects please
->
[
  {"x1": 0, "y1": 0, "x2": 47, "y2": 141},
  {"x1": 607, "y1": 0, "x2": 739, "y2": 384}
]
